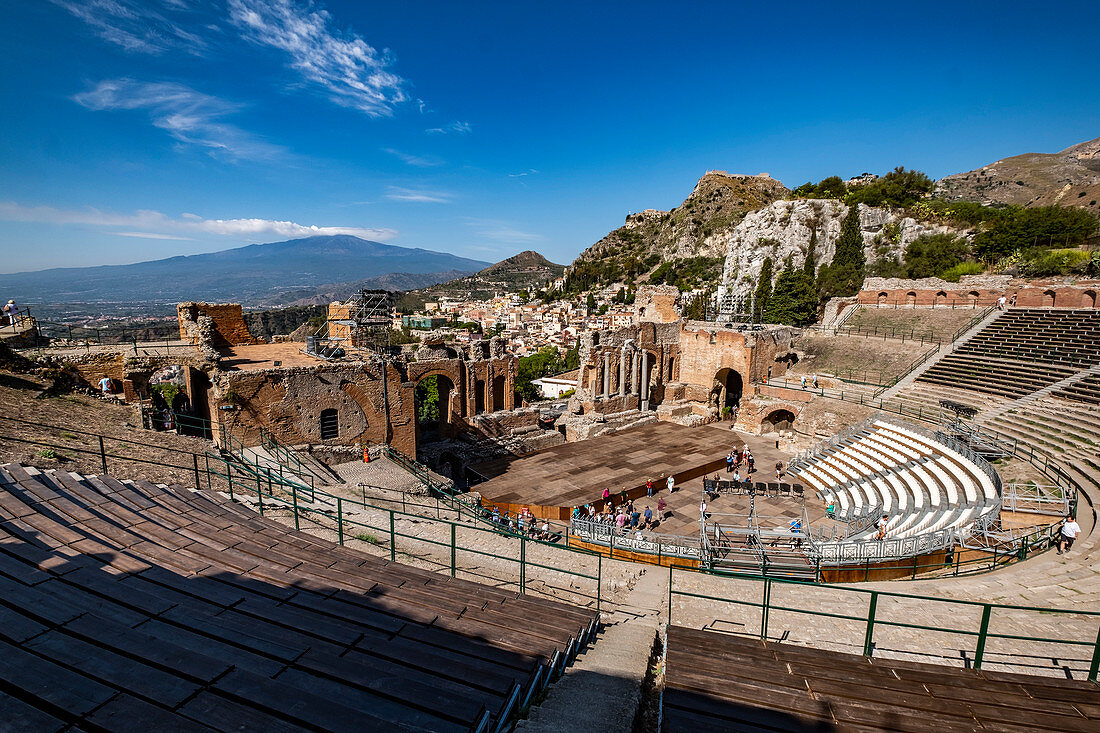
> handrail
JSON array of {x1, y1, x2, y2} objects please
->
[
  {"x1": 666, "y1": 564, "x2": 1100, "y2": 680},
  {"x1": 871, "y1": 343, "x2": 941, "y2": 398}
]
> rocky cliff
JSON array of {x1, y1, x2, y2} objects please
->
[
  {"x1": 565, "y1": 171, "x2": 789, "y2": 289},
  {"x1": 717, "y1": 200, "x2": 963, "y2": 299},
  {"x1": 935, "y1": 136, "x2": 1100, "y2": 215}
]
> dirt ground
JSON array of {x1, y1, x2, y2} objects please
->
[
  {"x1": 0, "y1": 369, "x2": 215, "y2": 487},
  {"x1": 789, "y1": 334, "x2": 933, "y2": 385},
  {"x1": 843, "y1": 306, "x2": 981, "y2": 340}
]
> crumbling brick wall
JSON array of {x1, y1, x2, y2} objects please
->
[
  {"x1": 177, "y1": 302, "x2": 264, "y2": 348},
  {"x1": 857, "y1": 277, "x2": 1100, "y2": 309}
]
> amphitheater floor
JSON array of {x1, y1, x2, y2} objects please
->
[{"x1": 471, "y1": 421, "x2": 797, "y2": 520}]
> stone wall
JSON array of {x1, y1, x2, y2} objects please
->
[
  {"x1": 677, "y1": 323, "x2": 795, "y2": 407},
  {"x1": 635, "y1": 284, "x2": 680, "y2": 323},
  {"x1": 858, "y1": 276, "x2": 1100, "y2": 309},
  {"x1": 177, "y1": 302, "x2": 264, "y2": 348}
]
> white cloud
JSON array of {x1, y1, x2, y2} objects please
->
[
  {"x1": 382, "y1": 148, "x2": 444, "y2": 167},
  {"x1": 508, "y1": 169, "x2": 539, "y2": 178},
  {"x1": 52, "y1": 0, "x2": 207, "y2": 55},
  {"x1": 425, "y1": 121, "x2": 472, "y2": 135},
  {"x1": 112, "y1": 231, "x2": 195, "y2": 240},
  {"x1": 74, "y1": 79, "x2": 283, "y2": 160},
  {"x1": 0, "y1": 201, "x2": 396, "y2": 241},
  {"x1": 464, "y1": 217, "x2": 543, "y2": 244},
  {"x1": 384, "y1": 187, "x2": 453, "y2": 204},
  {"x1": 227, "y1": 0, "x2": 407, "y2": 116}
]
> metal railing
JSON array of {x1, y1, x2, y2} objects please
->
[
  {"x1": 569, "y1": 518, "x2": 703, "y2": 562},
  {"x1": 1002, "y1": 482, "x2": 1073, "y2": 516},
  {"x1": 666, "y1": 565, "x2": 1100, "y2": 680}
]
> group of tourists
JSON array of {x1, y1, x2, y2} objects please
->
[
  {"x1": 724, "y1": 446, "x2": 755, "y2": 476},
  {"x1": 488, "y1": 506, "x2": 554, "y2": 541},
  {"x1": 799, "y1": 374, "x2": 819, "y2": 389},
  {"x1": 576, "y1": 499, "x2": 659, "y2": 536}
]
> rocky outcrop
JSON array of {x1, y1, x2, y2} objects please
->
[{"x1": 718, "y1": 200, "x2": 965, "y2": 299}]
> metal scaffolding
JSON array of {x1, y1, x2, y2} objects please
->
[{"x1": 305, "y1": 289, "x2": 394, "y2": 360}]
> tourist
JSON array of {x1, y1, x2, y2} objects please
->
[
  {"x1": 825, "y1": 501, "x2": 835, "y2": 518},
  {"x1": 517, "y1": 513, "x2": 526, "y2": 534},
  {"x1": 789, "y1": 518, "x2": 803, "y2": 547},
  {"x1": 3, "y1": 299, "x2": 17, "y2": 327},
  {"x1": 811, "y1": 374, "x2": 819, "y2": 389},
  {"x1": 775, "y1": 461, "x2": 784, "y2": 481},
  {"x1": 667, "y1": 475, "x2": 675, "y2": 493},
  {"x1": 746, "y1": 451, "x2": 755, "y2": 474},
  {"x1": 602, "y1": 487, "x2": 611, "y2": 504},
  {"x1": 1058, "y1": 514, "x2": 1080, "y2": 555},
  {"x1": 997, "y1": 294, "x2": 1007, "y2": 310},
  {"x1": 619, "y1": 488, "x2": 628, "y2": 505},
  {"x1": 726, "y1": 452, "x2": 734, "y2": 473},
  {"x1": 657, "y1": 496, "x2": 668, "y2": 518},
  {"x1": 540, "y1": 521, "x2": 550, "y2": 541},
  {"x1": 732, "y1": 469, "x2": 740, "y2": 484},
  {"x1": 98, "y1": 375, "x2": 113, "y2": 397},
  {"x1": 492, "y1": 507, "x2": 500, "y2": 523},
  {"x1": 615, "y1": 510, "x2": 627, "y2": 531},
  {"x1": 876, "y1": 514, "x2": 889, "y2": 540},
  {"x1": 1010, "y1": 293, "x2": 1017, "y2": 307},
  {"x1": 631, "y1": 507, "x2": 640, "y2": 528},
  {"x1": 646, "y1": 478, "x2": 654, "y2": 496},
  {"x1": 643, "y1": 505, "x2": 653, "y2": 529},
  {"x1": 800, "y1": 375, "x2": 806, "y2": 389},
  {"x1": 700, "y1": 499, "x2": 708, "y2": 521}
]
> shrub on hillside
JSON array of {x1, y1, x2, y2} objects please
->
[
  {"x1": 939, "y1": 262, "x2": 984, "y2": 282},
  {"x1": 903, "y1": 233, "x2": 971, "y2": 279},
  {"x1": 845, "y1": 167, "x2": 934, "y2": 208},
  {"x1": 1021, "y1": 248, "x2": 1092, "y2": 277},
  {"x1": 973, "y1": 205, "x2": 1098, "y2": 260}
]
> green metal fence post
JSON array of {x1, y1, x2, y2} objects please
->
[
  {"x1": 337, "y1": 498, "x2": 344, "y2": 545},
  {"x1": 228, "y1": 469, "x2": 234, "y2": 502},
  {"x1": 863, "y1": 592, "x2": 879, "y2": 657},
  {"x1": 389, "y1": 511, "x2": 396, "y2": 561},
  {"x1": 667, "y1": 564, "x2": 673, "y2": 621},
  {"x1": 286, "y1": 483, "x2": 297, "y2": 529},
  {"x1": 974, "y1": 604, "x2": 992, "y2": 670},
  {"x1": 761, "y1": 577, "x2": 772, "y2": 640},
  {"x1": 597, "y1": 554, "x2": 602, "y2": 613},
  {"x1": 192, "y1": 453, "x2": 200, "y2": 489},
  {"x1": 1088, "y1": 625, "x2": 1100, "y2": 682},
  {"x1": 520, "y1": 536, "x2": 527, "y2": 594},
  {"x1": 256, "y1": 478, "x2": 262, "y2": 516},
  {"x1": 450, "y1": 523, "x2": 456, "y2": 578},
  {"x1": 98, "y1": 435, "x2": 107, "y2": 473}
]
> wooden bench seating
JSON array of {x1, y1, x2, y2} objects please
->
[
  {"x1": 0, "y1": 463, "x2": 598, "y2": 732},
  {"x1": 663, "y1": 625, "x2": 1100, "y2": 732}
]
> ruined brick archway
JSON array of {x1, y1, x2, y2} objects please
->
[{"x1": 712, "y1": 368, "x2": 744, "y2": 412}]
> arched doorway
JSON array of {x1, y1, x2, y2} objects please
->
[
  {"x1": 761, "y1": 408, "x2": 796, "y2": 432},
  {"x1": 935, "y1": 291, "x2": 947, "y2": 306},
  {"x1": 1085, "y1": 290, "x2": 1097, "y2": 308},
  {"x1": 713, "y1": 368, "x2": 744, "y2": 413},
  {"x1": 474, "y1": 379, "x2": 486, "y2": 414},
  {"x1": 906, "y1": 291, "x2": 917, "y2": 307},
  {"x1": 1043, "y1": 290, "x2": 1055, "y2": 307},
  {"x1": 492, "y1": 375, "x2": 506, "y2": 411},
  {"x1": 877, "y1": 292, "x2": 888, "y2": 306},
  {"x1": 967, "y1": 291, "x2": 980, "y2": 307},
  {"x1": 415, "y1": 374, "x2": 455, "y2": 443}
]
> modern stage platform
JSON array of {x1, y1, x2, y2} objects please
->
[{"x1": 473, "y1": 421, "x2": 800, "y2": 522}]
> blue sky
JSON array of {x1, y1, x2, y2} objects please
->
[{"x1": 1, "y1": 0, "x2": 1097, "y2": 274}]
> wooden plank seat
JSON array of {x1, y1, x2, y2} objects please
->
[
  {"x1": 0, "y1": 464, "x2": 598, "y2": 731},
  {"x1": 663, "y1": 626, "x2": 1100, "y2": 733}
]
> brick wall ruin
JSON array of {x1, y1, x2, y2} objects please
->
[
  {"x1": 857, "y1": 277, "x2": 1100, "y2": 309},
  {"x1": 177, "y1": 302, "x2": 265, "y2": 348}
]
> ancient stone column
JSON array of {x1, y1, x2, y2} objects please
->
[
  {"x1": 641, "y1": 350, "x2": 650, "y2": 403},
  {"x1": 602, "y1": 351, "x2": 610, "y2": 399},
  {"x1": 619, "y1": 347, "x2": 628, "y2": 396},
  {"x1": 632, "y1": 350, "x2": 640, "y2": 395}
]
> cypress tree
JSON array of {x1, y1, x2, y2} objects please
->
[
  {"x1": 753, "y1": 257, "x2": 773, "y2": 322},
  {"x1": 804, "y1": 227, "x2": 818, "y2": 277},
  {"x1": 818, "y1": 205, "x2": 866, "y2": 300},
  {"x1": 766, "y1": 260, "x2": 819, "y2": 326}
]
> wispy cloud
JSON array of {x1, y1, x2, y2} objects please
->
[
  {"x1": 425, "y1": 121, "x2": 472, "y2": 135},
  {"x1": 74, "y1": 79, "x2": 284, "y2": 160},
  {"x1": 508, "y1": 169, "x2": 538, "y2": 178},
  {"x1": 227, "y1": 0, "x2": 407, "y2": 116},
  {"x1": 382, "y1": 148, "x2": 444, "y2": 167},
  {"x1": 464, "y1": 217, "x2": 543, "y2": 244},
  {"x1": 384, "y1": 187, "x2": 453, "y2": 204},
  {"x1": 0, "y1": 201, "x2": 396, "y2": 241},
  {"x1": 52, "y1": 0, "x2": 207, "y2": 55},
  {"x1": 112, "y1": 231, "x2": 195, "y2": 240}
]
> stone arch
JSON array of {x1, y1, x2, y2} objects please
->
[
  {"x1": 1042, "y1": 289, "x2": 1056, "y2": 307},
  {"x1": 877, "y1": 291, "x2": 888, "y2": 306},
  {"x1": 906, "y1": 291, "x2": 917, "y2": 306},
  {"x1": 492, "y1": 374, "x2": 506, "y2": 411},
  {"x1": 414, "y1": 372, "x2": 456, "y2": 447},
  {"x1": 1084, "y1": 290, "x2": 1097, "y2": 308},
  {"x1": 474, "y1": 379, "x2": 486, "y2": 414},
  {"x1": 967, "y1": 290, "x2": 980, "y2": 306},
  {"x1": 761, "y1": 408, "x2": 796, "y2": 433},
  {"x1": 935, "y1": 291, "x2": 947, "y2": 306},
  {"x1": 712, "y1": 368, "x2": 744, "y2": 412}
]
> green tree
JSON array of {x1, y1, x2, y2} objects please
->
[
  {"x1": 804, "y1": 227, "x2": 818, "y2": 277},
  {"x1": 817, "y1": 205, "x2": 865, "y2": 300},
  {"x1": 904, "y1": 233, "x2": 971, "y2": 279},
  {"x1": 765, "y1": 261, "x2": 818, "y2": 326},
  {"x1": 585, "y1": 292, "x2": 597, "y2": 312},
  {"x1": 415, "y1": 375, "x2": 440, "y2": 423},
  {"x1": 846, "y1": 167, "x2": 934, "y2": 208},
  {"x1": 753, "y1": 257, "x2": 773, "y2": 322},
  {"x1": 973, "y1": 205, "x2": 1098, "y2": 260},
  {"x1": 515, "y1": 346, "x2": 567, "y2": 402}
]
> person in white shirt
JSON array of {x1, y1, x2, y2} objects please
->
[
  {"x1": 666, "y1": 475, "x2": 674, "y2": 494},
  {"x1": 1058, "y1": 514, "x2": 1080, "y2": 554},
  {"x1": 997, "y1": 295, "x2": 1007, "y2": 310}
]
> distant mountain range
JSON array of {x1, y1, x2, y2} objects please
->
[
  {"x1": 0, "y1": 235, "x2": 489, "y2": 306},
  {"x1": 395, "y1": 250, "x2": 566, "y2": 309}
]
